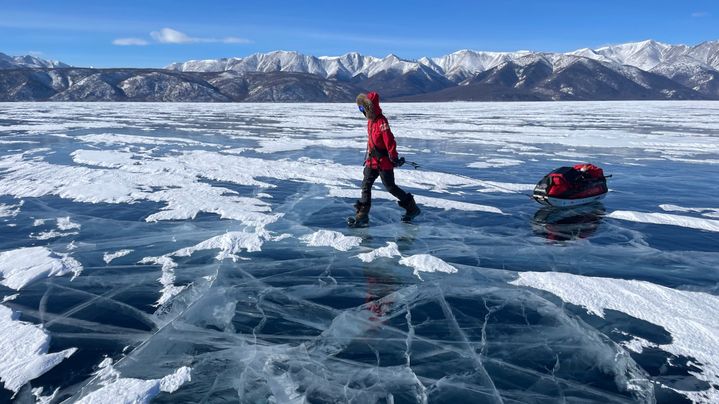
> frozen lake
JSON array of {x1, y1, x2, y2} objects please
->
[{"x1": 0, "y1": 101, "x2": 718, "y2": 403}]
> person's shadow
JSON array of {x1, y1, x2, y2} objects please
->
[{"x1": 532, "y1": 203, "x2": 606, "y2": 241}]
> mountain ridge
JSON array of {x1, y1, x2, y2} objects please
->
[{"x1": 1, "y1": 40, "x2": 718, "y2": 102}]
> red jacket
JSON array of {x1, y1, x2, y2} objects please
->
[{"x1": 364, "y1": 92, "x2": 398, "y2": 170}]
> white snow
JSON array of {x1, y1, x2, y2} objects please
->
[
  {"x1": 0, "y1": 304, "x2": 78, "y2": 393},
  {"x1": 255, "y1": 137, "x2": 365, "y2": 153},
  {"x1": 77, "y1": 133, "x2": 206, "y2": 146},
  {"x1": 76, "y1": 365, "x2": 192, "y2": 404},
  {"x1": 608, "y1": 210, "x2": 719, "y2": 232},
  {"x1": 138, "y1": 256, "x2": 184, "y2": 306},
  {"x1": 326, "y1": 187, "x2": 505, "y2": 214},
  {"x1": 172, "y1": 230, "x2": 264, "y2": 261},
  {"x1": 0, "y1": 247, "x2": 83, "y2": 290},
  {"x1": 511, "y1": 271, "x2": 719, "y2": 403},
  {"x1": 31, "y1": 229, "x2": 79, "y2": 240},
  {"x1": 659, "y1": 204, "x2": 719, "y2": 219},
  {"x1": 103, "y1": 249, "x2": 133, "y2": 264},
  {"x1": 0, "y1": 201, "x2": 22, "y2": 218},
  {"x1": 355, "y1": 242, "x2": 401, "y2": 263},
  {"x1": 468, "y1": 158, "x2": 524, "y2": 169},
  {"x1": 398, "y1": 254, "x2": 458, "y2": 280},
  {"x1": 300, "y1": 230, "x2": 362, "y2": 252}
]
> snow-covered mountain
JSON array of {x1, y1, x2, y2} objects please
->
[
  {"x1": 2, "y1": 40, "x2": 718, "y2": 102},
  {"x1": 0, "y1": 52, "x2": 69, "y2": 69},
  {"x1": 167, "y1": 40, "x2": 719, "y2": 85}
]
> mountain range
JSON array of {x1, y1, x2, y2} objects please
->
[{"x1": 1, "y1": 40, "x2": 718, "y2": 102}]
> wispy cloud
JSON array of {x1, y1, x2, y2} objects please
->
[
  {"x1": 691, "y1": 11, "x2": 709, "y2": 18},
  {"x1": 148, "y1": 27, "x2": 251, "y2": 44},
  {"x1": 113, "y1": 37, "x2": 149, "y2": 46}
]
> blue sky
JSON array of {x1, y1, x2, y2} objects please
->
[{"x1": 1, "y1": 0, "x2": 718, "y2": 67}]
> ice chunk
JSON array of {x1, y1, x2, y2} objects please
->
[
  {"x1": 511, "y1": 271, "x2": 719, "y2": 403},
  {"x1": 0, "y1": 304, "x2": 77, "y2": 393},
  {"x1": 103, "y1": 249, "x2": 133, "y2": 264},
  {"x1": 356, "y1": 242, "x2": 401, "y2": 263},
  {"x1": 300, "y1": 230, "x2": 362, "y2": 252},
  {"x1": 608, "y1": 210, "x2": 719, "y2": 232},
  {"x1": 0, "y1": 246, "x2": 83, "y2": 290},
  {"x1": 75, "y1": 365, "x2": 192, "y2": 404},
  {"x1": 398, "y1": 254, "x2": 458, "y2": 280}
]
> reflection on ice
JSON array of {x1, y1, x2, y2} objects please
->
[{"x1": 533, "y1": 203, "x2": 606, "y2": 241}]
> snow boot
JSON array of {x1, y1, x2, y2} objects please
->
[
  {"x1": 347, "y1": 201, "x2": 370, "y2": 228},
  {"x1": 398, "y1": 193, "x2": 421, "y2": 222}
]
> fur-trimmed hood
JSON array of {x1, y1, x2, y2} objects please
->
[{"x1": 356, "y1": 92, "x2": 382, "y2": 120}]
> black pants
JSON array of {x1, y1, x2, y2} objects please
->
[{"x1": 360, "y1": 166, "x2": 408, "y2": 205}]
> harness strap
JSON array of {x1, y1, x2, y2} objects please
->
[{"x1": 367, "y1": 129, "x2": 389, "y2": 165}]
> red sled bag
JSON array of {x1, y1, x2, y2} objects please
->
[{"x1": 533, "y1": 164, "x2": 608, "y2": 207}]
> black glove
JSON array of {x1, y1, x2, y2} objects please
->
[{"x1": 392, "y1": 157, "x2": 406, "y2": 167}]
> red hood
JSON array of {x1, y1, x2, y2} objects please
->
[{"x1": 367, "y1": 91, "x2": 382, "y2": 117}]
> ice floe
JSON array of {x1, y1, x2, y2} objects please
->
[
  {"x1": 511, "y1": 271, "x2": 719, "y2": 403},
  {"x1": 608, "y1": 210, "x2": 719, "y2": 232},
  {"x1": 0, "y1": 304, "x2": 78, "y2": 393},
  {"x1": 300, "y1": 230, "x2": 362, "y2": 252},
  {"x1": 0, "y1": 246, "x2": 82, "y2": 290}
]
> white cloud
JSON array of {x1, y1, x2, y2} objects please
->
[
  {"x1": 149, "y1": 27, "x2": 251, "y2": 45},
  {"x1": 691, "y1": 11, "x2": 709, "y2": 18},
  {"x1": 113, "y1": 37, "x2": 149, "y2": 46},
  {"x1": 150, "y1": 28, "x2": 195, "y2": 44},
  {"x1": 222, "y1": 36, "x2": 252, "y2": 44}
]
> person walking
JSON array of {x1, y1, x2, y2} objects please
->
[{"x1": 348, "y1": 92, "x2": 420, "y2": 227}]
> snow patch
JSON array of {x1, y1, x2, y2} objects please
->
[
  {"x1": 103, "y1": 249, "x2": 133, "y2": 264},
  {"x1": 608, "y1": 210, "x2": 719, "y2": 232},
  {"x1": 173, "y1": 230, "x2": 264, "y2": 261},
  {"x1": 511, "y1": 271, "x2": 719, "y2": 403},
  {"x1": 659, "y1": 204, "x2": 719, "y2": 219},
  {"x1": 138, "y1": 256, "x2": 184, "y2": 306},
  {"x1": 0, "y1": 201, "x2": 22, "y2": 218},
  {"x1": 356, "y1": 242, "x2": 401, "y2": 263},
  {"x1": 300, "y1": 230, "x2": 362, "y2": 252},
  {"x1": 0, "y1": 247, "x2": 82, "y2": 290},
  {"x1": 0, "y1": 304, "x2": 77, "y2": 393},
  {"x1": 326, "y1": 187, "x2": 504, "y2": 214},
  {"x1": 398, "y1": 254, "x2": 458, "y2": 280},
  {"x1": 468, "y1": 158, "x2": 524, "y2": 169},
  {"x1": 76, "y1": 364, "x2": 192, "y2": 404}
]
